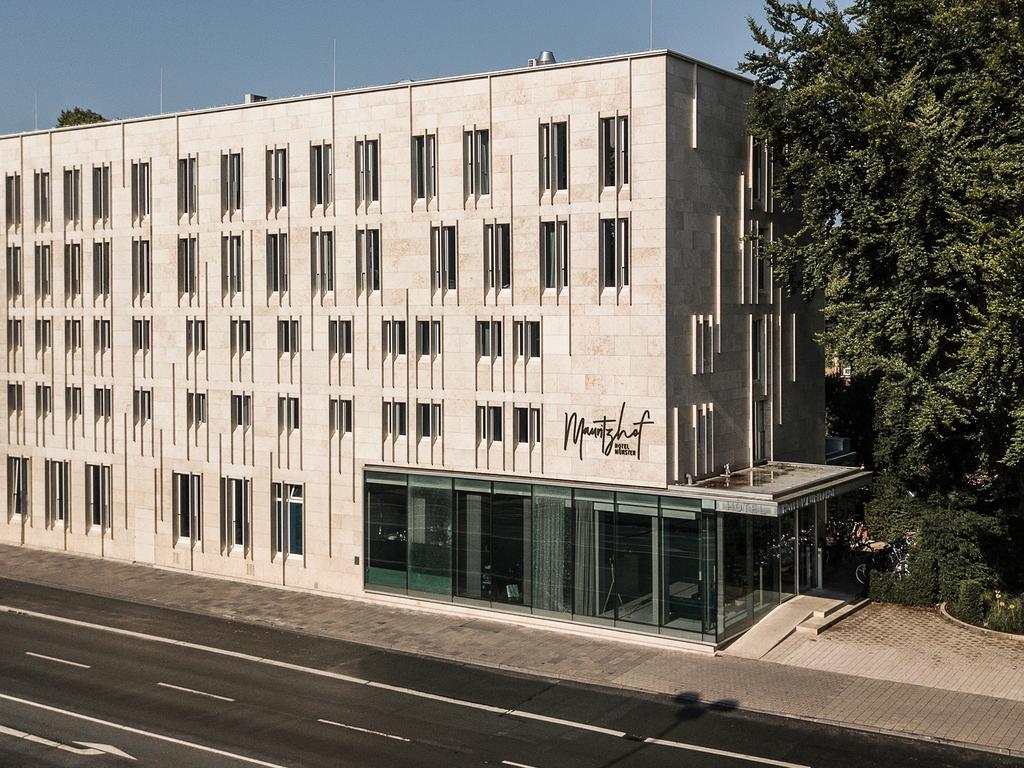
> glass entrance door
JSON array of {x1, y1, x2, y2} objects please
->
[
  {"x1": 798, "y1": 506, "x2": 817, "y2": 591},
  {"x1": 780, "y1": 509, "x2": 796, "y2": 599}
]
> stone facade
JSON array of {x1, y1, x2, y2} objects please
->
[{"x1": 0, "y1": 51, "x2": 823, "y2": 601}]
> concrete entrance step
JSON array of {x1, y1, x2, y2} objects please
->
[
  {"x1": 721, "y1": 595, "x2": 845, "y2": 659},
  {"x1": 796, "y1": 598, "x2": 870, "y2": 637}
]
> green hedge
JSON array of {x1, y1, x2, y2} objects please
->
[
  {"x1": 952, "y1": 579, "x2": 985, "y2": 625},
  {"x1": 868, "y1": 551, "x2": 937, "y2": 606}
]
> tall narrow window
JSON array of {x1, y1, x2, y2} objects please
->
[
  {"x1": 177, "y1": 156, "x2": 198, "y2": 218},
  {"x1": 186, "y1": 318, "x2": 207, "y2": 356},
  {"x1": 540, "y1": 121, "x2": 568, "y2": 193},
  {"x1": 63, "y1": 167, "x2": 82, "y2": 226},
  {"x1": 277, "y1": 319, "x2": 300, "y2": 358},
  {"x1": 311, "y1": 230, "x2": 334, "y2": 294},
  {"x1": 476, "y1": 319, "x2": 502, "y2": 359},
  {"x1": 412, "y1": 133, "x2": 437, "y2": 203},
  {"x1": 330, "y1": 398, "x2": 353, "y2": 436},
  {"x1": 132, "y1": 240, "x2": 152, "y2": 302},
  {"x1": 6, "y1": 246, "x2": 23, "y2": 302},
  {"x1": 752, "y1": 139, "x2": 765, "y2": 203},
  {"x1": 221, "y1": 235, "x2": 244, "y2": 297},
  {"x1": 36, "y1": 385, "x2": 52, "y2": 424},
  {"x1": 173, "y1": 472, "x2": 203, "y2": 543},
  {"x1": 310, "y1": 142, "x2": 333, "y2": 208},
  {"x1": 93, "y1": 386, "x2": 112, "y2": 423},
  {"x1": 5, "y1": 173, "x2": 22, "y2": 230},
  {"x1": 35, "y1": 320, "x2": 51, "y2": 357},
  {"x1": 33, "y1": 171, "x2": 51, "y2": 229},
  {"x1": 327, "y1": 318, "x2": 352, "y2": 358},
  {"x1": 230, "y1": 319, "x2": 252, "y2": 357},
  {"x1": 430, "y1": 225, "x2": 457, "y2": 293},
  {"x1": 231, "y1": 393, "x2": 252, "y2": 430},
  {"x1": 7, "y1": 457, "x2": 29, "y2": 519},
  {"x1": 64, "y1": 320, "x2": 82, "y2": 357},
  {"x1": 63, "y1": 243, "x2": 82, "y2": 302},
  {"x1": 221, "y1": 152, "x2": 242, "y2": 215},
  {"x1": 92, "y1": 241, "x2": 111, "y2": 302},
  {"x1": 484, "y1": 223, "x2": 511, "y2": 292},
  {"x1": 463, "y1": 128, "x2": 490, "y2": 198},
  {"x1": 186, "y1": 391, "x2": 207, "y2": 428},
  {"x1": 266, "y1": 233, "x2": 289, "y2": 294},
  {"x1": 177, "y1": 237, "x2": 199, "y2": 300},
  {"x1": 355, "y1": 139, "x2": 380, "y2": 206},
  {"x1": 133, "y1": 388, "x2": 152, "y2": 425},
  {"x1": 356, "y1": 228, "x2": 381, "y2": 294},
  {"x1": 271, "y1": 483, "x2": 303, "y2": 556},
  {"x1": 93, "y1": 319, "x2": 111, "y2": 357},
  {"x1": 541, "y1": 221, "x2": 571, "y2": 292},
  {"x1": 132, "y1": 318, "x2": 152, "y2": 357},
  {"x1": 92, "y1": 164, "x2": 111, "y2": 226},
  {"x1": 513, "y1": 406, "x2": 542, "y2": 446},
  {"x1": 221, "y1": 477, "x2": 251, "y2": 551},
  {"x1": 44, "y1": 459, "x2": 69, "y2": 527},
  {"x1": 600, "y1": 116, "x2": 630, "y2": 188},
  {"x1": 278, "y1": 396, "x2": 300, "y2": 433},
  {"x1": 600, "y1": 217, "x2": 630, "y2": 289},
  {"x1": 417, "y1": 401, "x2": 442, "y2": 439},
  {"x1": 383, "y1": 401, "x2": 407, "y2": 439},
  {"x1": 266, "y1": 147, "x2": 288, "y2": 212},
  {"x1": 131, "y1": 161, "x2": 151, "y2": 221},
  {"x1": 34, "y1": 244, "x2": 52, "y2": 301},
  {"x1": 752, "y1": 317, "x2": 766, "y2": 385},
  {"x1": 84, "y1": 463, "x2": 111, "y2": 530}
]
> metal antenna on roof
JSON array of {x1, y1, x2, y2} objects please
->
[
  {"x1": 34, "y1": 90, "x2": 38, "y2": 131},
  {"x1": 650, "y1": 0, "x2": 654, "y2": 50},
  {"x1": 160, "y1": 68, "x2": 164, "y2": 114},
  {"x1": 333, "y1": 39, "x2": 337, "y2": 91}
]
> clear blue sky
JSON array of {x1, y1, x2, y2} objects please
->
[{"x1": 0, "y1": 0, "x2": 773, "y2": 135}]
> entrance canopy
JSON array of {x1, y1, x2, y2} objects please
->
[{"x1": 693, "y1": 462, "x2": 871, "y2": 517}]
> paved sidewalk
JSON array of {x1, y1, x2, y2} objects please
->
[{"x1": 1, "y1": 544, "x2": 1023, "y2": 757}]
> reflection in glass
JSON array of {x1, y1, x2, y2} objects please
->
[
  {"x1": 614, "y1": 505, "x2": 657, "y2": 627},
  {"x1": 490, "y1": 482, "x2": 531, "y2": 607},
  {"x1": 662, "y1": 510, "x2": 701, "y2": 632},
  {"x1": 454, "y1": 479, "x2": 490, "y2": 601},
  {"x1": 572, "y1": 490, "x2": 615, "y2": 621},
  {"x1": 752, "y1": 515, "x2": 780, "y2": 617},
  {"x1": 365, "y1": 473, "x2": 408, "y2": 590},
  {"x1": 780, "y1": 509, "x2": 796, "y2": 600},
  {"x1": 799, "y1": 506, "x2": 817, "y2": 591},
  {"x1": 532, "y1": 485, "x2": 572, "y2": 615},
  {"x1": 408, "y1": 475, "x2": 451, "y2": 595},
  {"x1": 722, "y1": 513, "x2": 753, "y2": 634}
]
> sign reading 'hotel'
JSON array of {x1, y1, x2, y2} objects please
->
[{"x1": 562, "y1": 403, "x2": 655, "y2": 461}]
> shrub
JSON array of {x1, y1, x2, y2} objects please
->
[
  {"x1": 986, "y1": 592, "x2": 1024, "y2": 635},
  {"x1": 953, "y1": 579, "x2": 985, "y2": 625},
  {"x1": 868, "y1": 551, "x2": 937, "y2": 606}
]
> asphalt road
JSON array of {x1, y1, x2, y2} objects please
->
[{"x1": 0, "y1": 578, "x2": 1015, "y2": 768}]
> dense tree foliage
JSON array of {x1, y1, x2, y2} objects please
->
[
  {"x1": 56, "y1": 107, "x2": 106, "y2": 128},
  {"x1": 742, "y1": 0, "x2": 1024, "y2": 586}
]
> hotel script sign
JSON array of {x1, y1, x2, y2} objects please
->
[{"x1": 563, "y1": 403, "x2": 654, "y2": 461}]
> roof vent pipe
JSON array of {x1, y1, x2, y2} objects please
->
[{"x1": 537, "y1": 50, "x2": 556, "y2": 65}]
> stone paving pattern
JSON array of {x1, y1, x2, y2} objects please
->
[{"x1": 1, "y1": 544, "x2": 1023, "y2": 757}]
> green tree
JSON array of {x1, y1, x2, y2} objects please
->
[
  {"x1": 742, "y1": 1, "x2": 1024, "y2": 584},
  {"x1": 56, "y1": 107, "x2": 106, "y2": 128}
]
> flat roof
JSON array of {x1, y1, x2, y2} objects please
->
[{"x1": 0, "y1": 48, "x2": 753, "y2": 142}]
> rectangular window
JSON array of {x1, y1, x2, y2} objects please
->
[
  {"x1": 695, "y1": 404, "x2": 714, "y2": 476},
  {"x1": 356, "y1": 228, "x2": 381, "y2": 294},
  {"x1": 430, "y1": 225, "x2": 457, "y2": 293},
  {"x1": 221, "y1": 477, "x2": 250, "y2": 550},
  {"x1": 132, "y1": 318, "x2": 151, "y2": 355},
  {"x1": 600, "y1": 116, "x2": 630, "y2": 188},
  {"x1": 540, "y1": 121, "x2": 568, "y2": 192},
  {"x1": 221, "y1": 235, "x2": 244, "y2": 297},
  {"x1": 64, "y1": 167, "x2": 82, "y2": 226},
  {"x1": 463, "y1": 128, "x2": 490, "y2": 198},
  {"x1": 65, "y1": 385, "x2": 83, "y2": 421},
  {"x1": 177, "y1": 156, "x2": 198, "y2": 218},
  {"x1": 753, "y1": 399, "x2": 767, "y2": 463},
  {"x1": 93, "y1": 386, "x2": 112, "y2": 421},
  {"x1": 384, "y1": 400, "x2": 407, "y2": 438},
  {"x1": 382, "y1": 319, "x2": 406, "y2": 357},
  {"x1": 231, "y1": 393, "x2": 252, "y2": 429},
  {"x1": 271, "y1": 482, "x2": 303, "y2": 556},
  {"x1": 310, "y1": 230, "x2": 334, "y2": 293},
  {"x1": 92, "y1": 240, "x2": 111, "y2": 301},
  {"x1": 417, "y1": 401, "x2": 442, "y2": 439},
  {"x1": 278, "y1": 395, "x2": 300, "y2": 433},
  {"x1": 329, "y1": 397, "x2": 353, "y2": 436},
  {"x1": 33, "y1": 170, "x2": 51, "y2": 228},
  {"x1": 177, "y1": 237, "x2": 198, "y2": 299},
  {"x1": 541, "y1": 221, "x2": 570, "y2": 291},
  {"x1": 327, "y1": 318, "x2": 352, "y2": 357},
  {"x1": 266, "y1": 147, "x2": 288, "y2": 212},
  {"x1": 35, "y1": 319, "x2": 52, "y2": 355},
  {"x1": 92, "y1": 319, "x2": 111, "y2": 356},
  {"x1": 752, "y1": 317, "x2": 766, "y2": 385},
  {"x1": 230, "y1": 319, "x2": 252, "y2": 356},
  {"x1": 266, "y1": 233, "x2": 289, "y2": 294},
  {"x1": 186, "y1": 391, "x2": 207, "y2": 428},
  {"x1": 600, "y1": 217, "x2": 630, "y2": 289},
  {"x1": 131, "y1": 161, "x2": 150, "y2": 221},
  {"x1": 355, "y1": 139, "x2": 380, "y2": 206},
  {"x1": 513, "y1": 406, "x2": 542, "y2": 446},
  {"x1": 92, "y1": 164, "x2": 111, "y2": 226},
  {"x1": 310, "y1": 142, "x2": 333, "y2": 207},
  {"x1": 7, "y1": 319, "x2": 23, "y2": 355},
  {"x1": 132, "y1": 240, "x2": 152, "y2": 301},
  {"x1": 63, "y1": 243, "x2": 82, "y2": 301},
  {"x1": 84, "y1": 463, "x2": 110, "y2": 529},
  {"x1": 277, "y1": 319, "x2": 300, "y2": 356},
  {"x1": 33, "y1": 244, "x2": 52, "y2": 301},
  {"x1": 489, "y1": 405, "x2": 503, "y2": 442},
  {"x1": 173, "y1": 472, "x2": 202, "y2": 543},
  {"x1": 484, "y1": 222, "x2": 511, "y2": 291},
  {"x1": 694, "y1": 315, "x2": 715, "y2": 375},
  {"x1": 44, "y1": 459, "x2": 69, "y2": 526},
  {"x1": 36, "y1": 384, "x2": 52, "y2": 420},
  {"x1": 7, "y1": 456, "x2": 29, "y2": 519},
  {"x1": 752, "y1": 140, "x2": 765, "y2": 202},
  {"x1": 8, "y1": 383, "x2": 24, "y2": 420},
  {"x1": 64, "y1": 319, "x2": 82, "y2": 356},
  {"x1": 755, "y1": 226, "x2": 769, "y2": 300},
  {"x1": 5, "y1": 173, "x2": 22, "y2": 229},
  {"x1": 133, "y1": 388, "x2": 152, "y2": 425},
  {"x1": 514, "y1": 320, "x2": 541, "y2": 360},
  {"x1": 412, "y1": 133, "x2": 437, "y2": 202},
  {"x1": 6, "y1": 246, "x2": 23, "y2": 302},
  {"x1": 221, "y1": 152, "x2": 242, "y2": 215},
  {"x1": 186, "y1": 318, "x2": 207, "y2": 355}
]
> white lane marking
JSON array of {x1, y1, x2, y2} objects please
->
[
  {"x1": 643, "y1": 736, "x2": 810, "y2": 768},
  {"x1": 0, "y1": 721, "x2": 135, "y2": 759},
  {"x1": 0, "y1": 692, "x2": 288, "y2": 768},
  {"x1": 502, "y1": 761, "x2": 539, "y2": 768},
  {"x1": 317, "y1": 718, "x2": 410, "y2": 743},
  {"x1": 25, "y1": 651, "x2": 91, "y2": 669},
  {"x1": 157, "y1": 682, "x2": 235, "y2": 703},
  {"x1": 0, "y1": 605, "x2": 812, "y2": 768}
]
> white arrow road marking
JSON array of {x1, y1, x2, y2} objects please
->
[
  {"x1": 0, "y1": 694, "x2": 289, "y2": 767},
  {"x1": 317, "y1": 719, "x2": 410, "y2": 742},
  {"x1": 25, "y1": 651, "x2": 91, "y2": 669},
  {"x1": 0, "y1": 722, "x2": 135, "y2": 759}
]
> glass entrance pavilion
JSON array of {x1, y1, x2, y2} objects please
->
[{"x1": 364, "y1": 463, "x2": 869, "y2": 646}]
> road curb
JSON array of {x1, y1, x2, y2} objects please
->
[{"x1": 938, "y1": 602, "x2": 1024, "y2": 642}]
